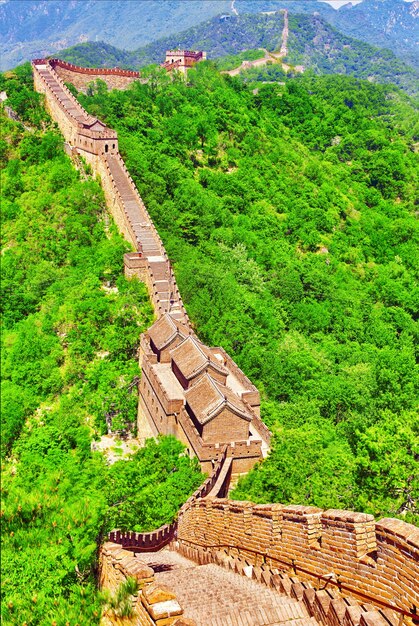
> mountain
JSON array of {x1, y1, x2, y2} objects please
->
[
  {"x1": 283, "y1": 12, "x2": 418, "y2": 94},
  {"x1": 57, "y1": 13, "x2": 419, "y2": 96},
  {"x1": 314, "y1": 0, "x2": 419, "y2": 67},
  {"x1": 235, "y1": 0, "x2": 419, "y2": 67},
  {"x1": 1, "y1": 0, "x2": 417, "y2": 71},
  {"x1": 0, "y1": 0, "x2": 231, "y2": 70}
]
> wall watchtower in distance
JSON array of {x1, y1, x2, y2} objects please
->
[{"x1": 162, "y1": 50, "x2": 207, "y2": 75}]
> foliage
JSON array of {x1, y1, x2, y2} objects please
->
[
  {"x1": 78, "y1": 63, "x2": 419, "y2": 524},
  {"x1": 0, "y1": 63, "x2": 50, "y2": 125},
  {"x1": 214, "y1": 48, "x2": 266, "y2": 72},
  {"x1": 100, "y1": 577, "x2": 138, "y2": 619},
  {"x1": 0, "y1": 70, "x2": 202, "y2": 624},
  {"x1": 284, "y1": 14, "x2": 419, "y2": 96},
  {"x1": 56, "y1": 11, "x2": 418, "y2": 95},
  {"x1": 106, "y1": 437, "x2": 202, "y2": 532}
]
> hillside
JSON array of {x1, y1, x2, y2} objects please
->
[
  {"x1": 0, "y1": 0, "x2": 231, "y2": 71},
  {"x1": 234, "y1": 0, "x2": 419, "y2": 67},
  {"x1": 0, "y1": 66, "x2": 203, "y2": 623},
  {"x1": 57, "y1": 12, "x2": 419, "y2": 96},
  {"x1": 283, "y1": 12, "x2": 418, "y2": 94},
  {"x1": 1, "y1": 0, "x2": 417, "y2": 72},
  {"x1": 307, "y1": 0, "x2": 419, "y2": 68},
  {"x1": 76, "y1": 63, "x2": 419, "y2": 523}
]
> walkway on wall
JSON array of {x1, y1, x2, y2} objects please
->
[
  {"x1": 35, "y1": 64, "x2": 95, "y2": 126},
  {"x1": 139, "y1": 548, "x2": 318, "y2": 626},
  {"x1": 105, "y1": 153, "x2": 188, "y2": 323},
  {"x1": 33, "y1": 59, "x2": 189, "y2": 326},
  {"x1": 105, "y1": 154, "x2": 163, "y2": 257}
]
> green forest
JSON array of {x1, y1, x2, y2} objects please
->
[
  {"x1": 57, "y1": 12, "x2": 419, "y2": 97},
  {"x1": 0, "y1": 66, "x2": 203, "y2": 624},
  {"x1": 75, "y1": 62, "x2": 418, "y2": 523},
  {"x1": 1, "y1": 50, "x2": 418, "y2": 625}
]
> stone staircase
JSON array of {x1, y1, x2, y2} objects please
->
[
  {"x1": 35, "y1": 64, "x2": 95, "y2": 125},
  {"x1": 140, "y1": 548, "x2": 319, "y2": 626},
  {"x1": 105, "y1": 154, "x2": 187, "y2": 323}
]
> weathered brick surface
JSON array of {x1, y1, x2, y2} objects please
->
[
  {"x1": 100, "y1": 543, "x2": 190, "y2": 626},
  {"x1": 176, "y1": 499, "x2": 419, "y2": 622}
]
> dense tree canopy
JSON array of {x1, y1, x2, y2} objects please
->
[
  {"x1": 77, "y1": 62, "x2": 419, "y2": 524},
  {"x1": 0, "y1": 68, "x2": 203, "y2": 624}
]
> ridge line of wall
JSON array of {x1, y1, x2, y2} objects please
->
[{"x1": 31, "y1": 60, "x2": 419, "y2": 623}]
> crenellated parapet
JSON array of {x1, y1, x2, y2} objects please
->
[
  {"x1": 47, "y1": 58, "x2": 140, "y2": 77},
  {"x1": 108, "y1": 492, "x2": 419, "y2": 623},
  {"x1": 175, "y1": 498, "x2": 419, "y2": 623},
  {"x1": 34, "y1": 58, "x2": 141, "y2": 93}
]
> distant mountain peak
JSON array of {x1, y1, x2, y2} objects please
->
[{"x1": 1, "y1": 0, "x2": 417, "y2": 71}]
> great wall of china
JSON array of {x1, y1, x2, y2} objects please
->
[{"x1": 31, "y1": 58, "x2": 418, "y2": 626}]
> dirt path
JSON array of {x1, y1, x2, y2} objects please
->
[{"x1": 231, "y1": 0, "x2": 238, "y2": 16}]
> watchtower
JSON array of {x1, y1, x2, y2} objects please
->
[{"x1": 162, "y1": 50, "x2": 207, "y2": 75}]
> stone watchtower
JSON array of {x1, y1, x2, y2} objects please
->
[{"x1": 162, "y1": 50, "x2": 207, "y2": 75}]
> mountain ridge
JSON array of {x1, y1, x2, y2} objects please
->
[
  {"x1": 1, "y1": 0, "x2": 417, "y2": 70},
  {"x1": 55, "y1": 12, "x2": 419, "y2": 96}
]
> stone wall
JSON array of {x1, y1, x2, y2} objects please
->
[
  {"x1": 176, "y1": 498, "x2": 419, "y2": 623},
  {"x1": 100, "y1": 543, "x2": 191, "y2": 625},
  {"x1": 138, "y1": 357, "x2": 262, "y2": 475},
  {"x1": 49, "y1": 58, "x2": 140, "y2": 92},
  {"x1": 33, "y1": 66, "x2": 78, "y2": 145},
  {"x1": 89, "y1": 153, "x2": 139, "y2": 249}
]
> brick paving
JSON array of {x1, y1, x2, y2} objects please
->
[{"x1": 140, "y1": 549, "x2": 319, "y2": 626}]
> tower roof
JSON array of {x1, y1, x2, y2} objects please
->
[
  {"x1": 148, "y1": 314, "x2": 190, "y2": 351},
  {"x1": 170, "y1": 336, "x2": 227, "y2": 382},
  {"x1": 185, "y1": 374, "x2": 253, "y2": 425}
]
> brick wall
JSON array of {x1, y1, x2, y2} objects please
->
[
  {"x1": 49, "y1": 58, "x2": 140, "y2": 92},
  {"x1": 33, "y1": 67, "x2": 78, "y2": 144},
  {"x1": 177, "y1": 498, "x2": 419, "y2": 621},
  {"x1": 100, "y1": 543, "x2": 190, "y2": 625}
]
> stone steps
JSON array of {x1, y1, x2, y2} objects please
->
[
  {"x1": 104, "y1": 155, "x2": 188, "y2": 322},
  {"x1": 139, "y1": 549, "x2": 318, "y2": 626},
  {"x1": 37, "y1": 67, "x2": 91, "y2": 124}
]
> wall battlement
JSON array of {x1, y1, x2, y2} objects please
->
[
  {"x1": 34, "y1": 58, "x2": 141, "y2": 93},
  {"x1": 176, "y1": 499, "x2": 419, "y2": 623},
  {"x1": 47, "y1": 58, "x2": 140, "y2": 77}
]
